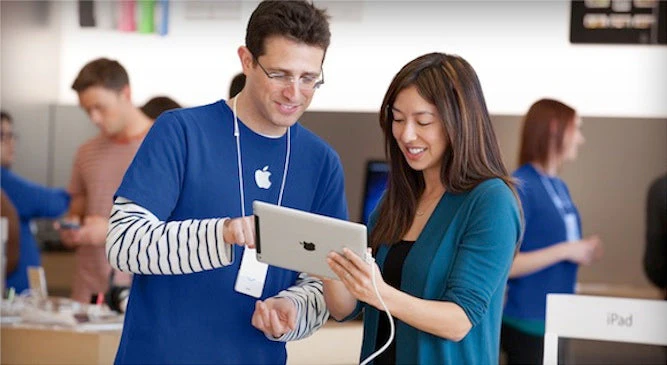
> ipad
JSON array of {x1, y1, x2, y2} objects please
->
[{"x1": 253, "y1": 201, "x2": 368, "y2": 279}]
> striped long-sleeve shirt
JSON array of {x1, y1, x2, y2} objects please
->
[
  {"x1": 106, "y1": 196, "x2": 329, "y2": 341},
  {"x1": 68, "y1": 133, "x2": 143, "y2": 302}
]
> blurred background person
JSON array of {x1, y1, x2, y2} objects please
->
[
  {"x1": 2, "y1": 189, "x2": 20, "y2": 285},
  {"x1": 229, "y1": 72, "x2": 246, "y2": 99},
  {"x1": 501, "y1": 99, "x2": 603, "y2": 365},
  {"x1": 91, "y1": 93, "x2": 179, "y2": 310},
  {"x1": 140, "y1": 95, "x2": 181, "y2": 121},
  {"x1": 1, "y1": 110, "x2": 70, "y2": 293},
  {"x1": 643, "y1": 173, "x2": 666, "y2": 299},
  {"x1": 57, "y1": 58, "x2": 152, "y2": 303}
]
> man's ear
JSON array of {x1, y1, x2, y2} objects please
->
[
  {"x1": 119, "y1": 85, "x2": 132, "y2": 103},
  {"x1": 238, "y1": 46, "x2": 254, "y2": 73}
]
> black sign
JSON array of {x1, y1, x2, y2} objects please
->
[{"x1": 570, "y1": 0, "x2": 666, "y2": 45}]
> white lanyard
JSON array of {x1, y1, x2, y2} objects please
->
[
  {"x1": 539, "y1": 175, "x2": 572, "y2": 218},
  {"x1": 539, "y1": 174, "x2": 580, "y2": 242},
  {"x1": 232, "y1": 96, "x2": 291, "y2": 298},
  {"x1": 232, "y1": 96, "x2": 290, "y2": 215}
]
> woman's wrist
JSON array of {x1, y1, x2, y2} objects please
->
[{"x1": 556, "y1": 240, "x2": 573, "y2": 261}]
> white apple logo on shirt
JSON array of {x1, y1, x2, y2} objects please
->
[{"x1": 255, "y1": 165, "x2": 272, "y2": 189}]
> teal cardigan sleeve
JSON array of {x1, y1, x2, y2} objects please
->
[
  {"x1": 338, "y1": 196, "x2": 383, "y2": 322},
  {"x1": 440, "y1": 181, "x2": 521, "y2": 326}
]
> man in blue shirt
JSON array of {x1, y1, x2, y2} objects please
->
[{"x1": 106, "y1": 1, "x2": 348, "y2": 364}]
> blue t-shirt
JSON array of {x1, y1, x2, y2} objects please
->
[
  {"x1": 503, "y1": 164, "x2": 582, "y2": 323},
  {"x1": 1, "y1": 167, "x2": 70, "y2": 292},
  {"x1": 113, "y1": 100, "x2": 348, "y2": 364}
]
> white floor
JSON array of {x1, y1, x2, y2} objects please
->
[{"x1": 287, "y1": 320, "x2": 363, "y2": 365}]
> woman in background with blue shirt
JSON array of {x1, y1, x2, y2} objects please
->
[{"x1": 501, "y1": 99, "x2": 603, "y2": 364}]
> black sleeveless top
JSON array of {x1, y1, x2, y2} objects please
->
[{"x1": 375, "y1": 240, "x2": 414, "y2": 364}]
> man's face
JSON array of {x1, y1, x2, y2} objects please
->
[
  {"x1": 1, "y1": 119, "x2": 16, "y2": 168},
  {"x1": 77, "y1": 86, "x2": 130, "y2": 137},
  {"x1": 241, "y1": 36, "x2": 325, "y2": 135}
]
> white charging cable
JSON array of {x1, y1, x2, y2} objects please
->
[{"x1": 359, "y1": 254, "x2": 395, "y2": 365}]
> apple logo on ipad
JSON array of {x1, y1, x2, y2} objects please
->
[
  {"x1": 255, "y1": 165, "x2": 272, "y2": 189},
  {"x1": 300, "y1": 241, "x2": 316, "y2": 251}
]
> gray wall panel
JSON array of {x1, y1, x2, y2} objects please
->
[
  {"x1": 302, "y1": 111, "x2": 667, "y2": 289},
  {"x1": 46, "y1": 105, "x2": 667, "y2": 288},
  {"x1": 50, "y1": 105, "x2": 98, "y2": 188}
]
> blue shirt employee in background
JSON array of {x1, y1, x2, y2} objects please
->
[
  {"x1": 1, "y1": 110, "x2": 70, "y2": 293},
  {"x1": 501, "y1": 99, "x2": 603, "y2": 365}
]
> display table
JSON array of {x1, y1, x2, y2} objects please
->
[
  {"x1": 40, "y1": 251, "x2": 76, "y2": 297},
  {"x1": 287, "y1": 320, "x2": 362, "y2": 365},
  {"x1": 1, "y1": 324, "x2": 121, "y2": 365},
  {"x1": 1, "y1": 319, "x2": 360, "y2": 365}
]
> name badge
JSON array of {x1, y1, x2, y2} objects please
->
[
  {"x1": 234, "y1": 247, "x2": 268, "y2": 298},
  {"x1": 564, "y1": 213, "x2": 580, "y2": 242}
]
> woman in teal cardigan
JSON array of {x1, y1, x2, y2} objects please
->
[{"x1": 323, "y1": 53, "x2": 522, "y2": 364}]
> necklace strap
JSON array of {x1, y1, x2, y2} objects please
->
[
  {"x1": 232, "y1": 96, "x2": 290, "y2": 216},
  {"x1": 416, "y1": 191, "x2": 444, "y2": 217}
]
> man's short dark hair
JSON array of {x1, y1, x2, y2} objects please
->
[
  {"x1": 229, "y1": 73, "x2": 246, "y2": 98},
  {"x1": 71, "y1": 58, "x2": 130, "y2": 93},
  {"x1": 0, "y1": 110, "x2": 12, "y2": 123},
  {"x1": 246, "y1": 0, "x2": 331, "y2": 59},
  {"x1": 141, "y1": 96, "x2": 182, "y2": 120}
]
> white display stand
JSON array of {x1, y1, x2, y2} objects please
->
[{"x1": 544, "y1": 293, "x2": 667, "y2": 365}]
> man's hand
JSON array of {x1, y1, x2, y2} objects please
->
[
  {"x1": 56, "y1": 215, "x2": 108, "y2": 247},
  {"x1": 251, "y1": 297, "x2": 296, "y2": 339},
  {"x1": 223, "y1": 216, "x2": 255, "y2": 248},
  {"x1": 55, "y1": 216, "x2": 81, "y2": 248}
]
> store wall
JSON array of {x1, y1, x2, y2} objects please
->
[
  {"x1": 53, "y1": 1, "x2": 667, "y2": 117},
  {"x1": 304, "y1": 112, "x2": 667, "y2": 287},
  {"x1": 4, "y1": 1, "x2": 666, "y2": 185},
  {"x1": 1, "y1": 1, "x2": 61, "y2": 184},
  {"x1": 46, "y1": 105, "x2": 667, "y2": 289},
  {"x1": 302, "y1": 112, "x2": 667, "y2": 288},
  {"x1": 2, "y1": 1, "x2": 665, "y2": 292}
]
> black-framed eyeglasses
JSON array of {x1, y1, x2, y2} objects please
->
[{"x1": 254, "y1": 56, "x2": 324, "y2": 91}]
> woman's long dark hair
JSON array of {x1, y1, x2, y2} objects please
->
[{"x1": 370, "y1": 53, "x2": 519, "y2": 250}]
